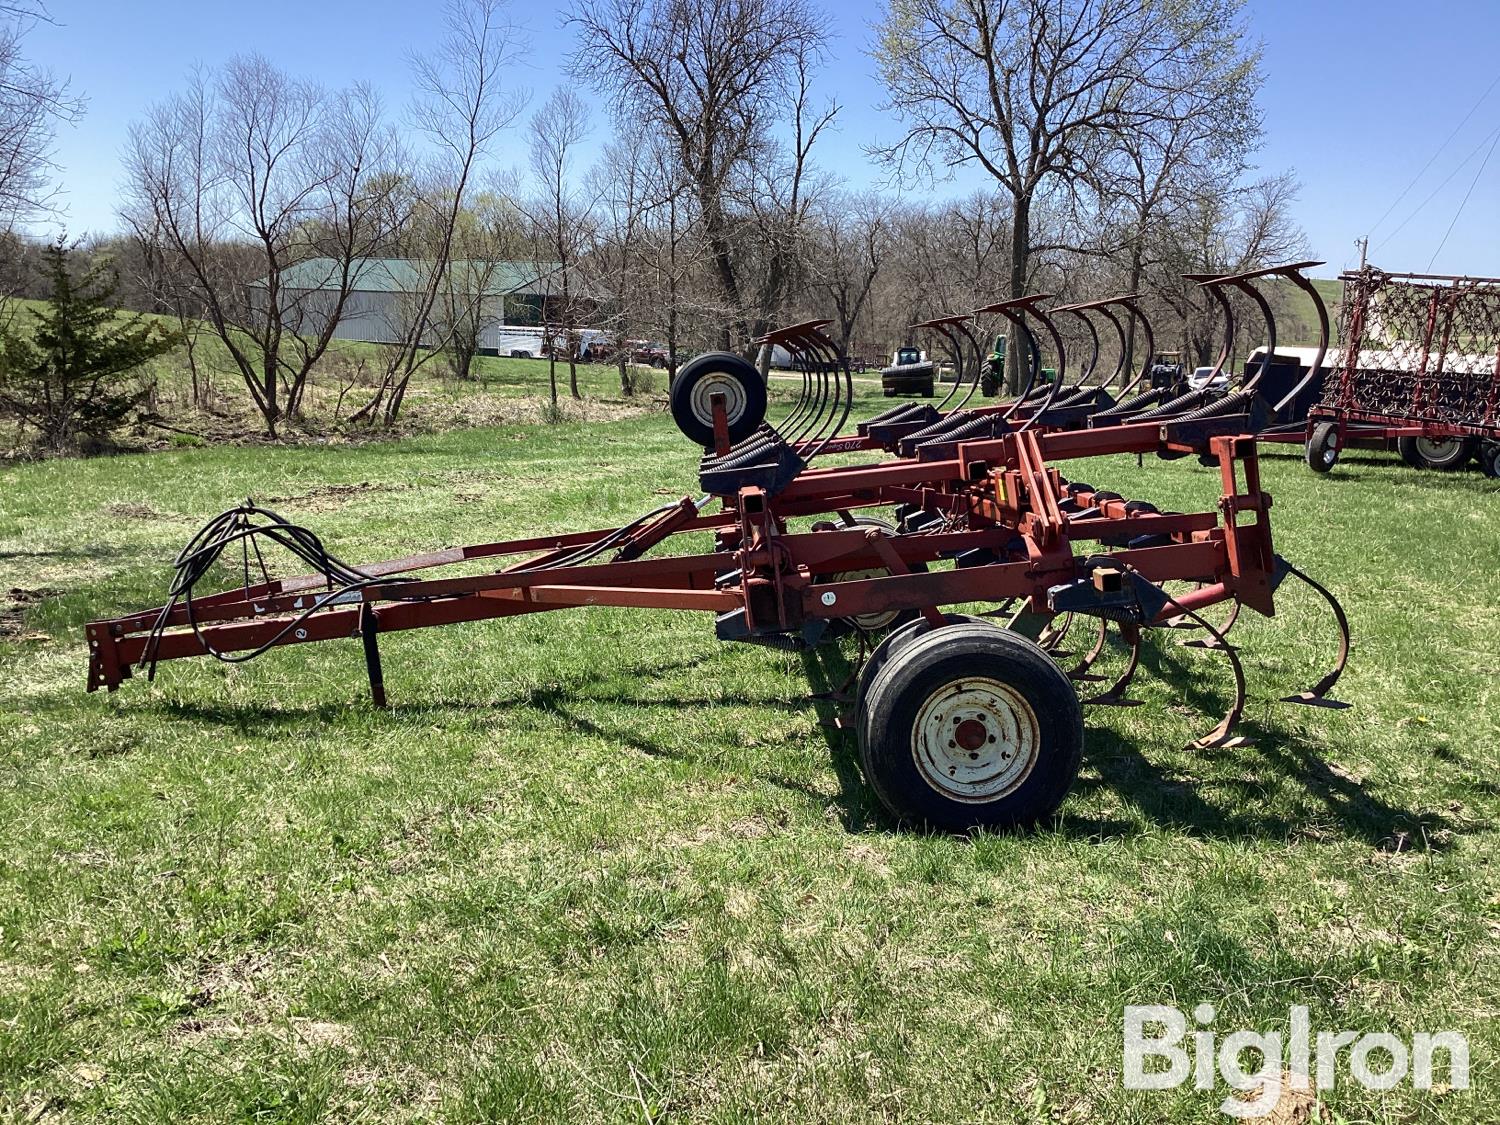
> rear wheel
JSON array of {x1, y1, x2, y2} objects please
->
[
  {"x1": 857, "y1": 622, "x2": 1082, "y2": 832},
  {"x1": 1305, "y1": 421, "x2": 1340, "y2": 473},
  {"x1": 1478, "y1": 440, "x2": 1500, "y2": 479},
  {"x1": 1397, "y1": 434, "x2": 1474, "y2": 470}
]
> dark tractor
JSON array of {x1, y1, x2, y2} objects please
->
[{"x1": 880, "y1": 346, "x2": 936, "y2": 397}]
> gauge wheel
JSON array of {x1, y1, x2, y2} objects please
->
[{"x1": 669, "y1": 351, "x2": 767, "y2": 447}]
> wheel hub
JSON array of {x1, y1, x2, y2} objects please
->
[
  {"x1": 828, "y1": 566, "x2": 901, "y2": 631},
  {"x1": 912, "y1": 677, "x2": 1040, "y2": 802},
  {"x1": 689, "y1": 371, "x2": 748, "y2": 427},
  {"x1": 1415, "y1": 436, "x2": 1461, "y2": 462}
]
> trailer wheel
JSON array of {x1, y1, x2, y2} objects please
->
[
  {"x1": 1478, "y1": 441, "x2": 1500, "y2": 479},
  {"x1": 1397, "y1": 435, "x2": 1474, "y2": 471},
  {"x1": 669, "y1": 351, "x2": 767, "y2": 447},
  {"x1": 1305, "y1": 421, "x2": 1340, "y2": 473},
  {"x1": 857, "y1": 622, "x2": 1082, "y2": 832}
]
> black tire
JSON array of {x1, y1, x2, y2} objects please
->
[
  {"x1": 812, "y1": 517, "x2": 928, "y2": 641},
  {"x1": 1478, "y1": 440, "x2": 1500, "y2": 479},
  {"x1": 669, "y1": 351, "x2": 767, "y2": 447},
  {"x1": 1305, "y1": 421, "x2": 1340, "y2": 473},
  {"x1": 853, "y1": 613, "x2": 991, "y2": 709},
  {"x1": 1397, "y1": 434, "x2": 1475, "y2": 470},
  {"x1": 857, "y1": 622, "x2": 1082, "y2": 832}
]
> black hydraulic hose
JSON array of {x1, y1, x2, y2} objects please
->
[{"x1": 140, "y1": 502, "x2": 412, "y2": 678}]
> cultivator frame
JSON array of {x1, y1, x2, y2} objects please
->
[{"x1": 86, "y1": 266, "x2": 1354, "y2": 832}]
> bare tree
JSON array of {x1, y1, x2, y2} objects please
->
[
  {"x1": 569, "y1": 0, "x2": 831, "y2": 352},
  {"x1": 0, "y1": 2, "x2": 81, "y2": 230},
  {"x1": 638, "y1": 137, "x2": 704, "y2": 379},
  {"x1": 588, "y1": 132, "x2": 651, "y2": 395},
  {"x1": 807, "y1": 191, "x2": 891, "y2": 354},
  {"x1": 1150, "y1": 171, "x2": 1308, "y2": 364},
  {"x1": 734, "y1": 48, "x2": 835, "y2": 364},
  {"x1": 124, "y1": 59, "x2": 400, "y2": 436},
  {"x1": 440, "y1": 193, "x2": 527, "y2": 380},
  {"x1": 356, "y1": 0, "x2": 526, "y2": 426},
  {"x1": 525, "y1": 87, "x2": 591, "y2": 401},
  {"x1": 873, "y1": 0, "x2": 1258, "y2": 389}
]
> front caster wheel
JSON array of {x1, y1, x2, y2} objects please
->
[
  {"x1": 857, "y1": 622, "x2": 1082, "y2": 832},
  {"x1": 1305, "y1": 421, "x2": 1340, "y2": 473}
]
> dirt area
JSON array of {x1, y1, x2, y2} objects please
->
[{"x1": 0, "y1": 586, "x2": 59, "y2": 641}]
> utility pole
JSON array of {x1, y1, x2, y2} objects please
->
[{"x1": 1356, "y1": 236, "x2": 1369, "y2": 271}]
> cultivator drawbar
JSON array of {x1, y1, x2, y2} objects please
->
[{"x1": 86, "y1": 268, "x2": 1354, "y2": 832}]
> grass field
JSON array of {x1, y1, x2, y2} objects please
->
[{"x1": 2, "y1": 384, "x2": 1498, "y2": 1122}]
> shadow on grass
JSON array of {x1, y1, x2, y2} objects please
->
[
  {"x1": 125, "y1": 626, "x2": 1459, "y2": 851},
  {"x1": 796, "y1": 631, "x2": 1457, "y2": 850}
]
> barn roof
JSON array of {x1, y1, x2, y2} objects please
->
[{"x1": 261, "y1": 258, "x2": 564, "y2": 296}]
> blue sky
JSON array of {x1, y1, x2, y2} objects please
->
[{"x1": 21, "y1": 0, "x2": 1500, "y2": 279}]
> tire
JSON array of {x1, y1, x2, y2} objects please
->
[
  {"x1": 1478, "y1": 440, "x2": 1500, "y2": 479},
  {"x1": 857, "y1": 622, "x2": 1082, "y2": 832},
  {"x1": 1305, "y1": 421, "x2": 1340, "y2": 473},
  {"x1": 1397, "y1": 434, "x2": 1475, "y2": 470},
  {"x1": 813, "y1": 517, "x2": 928, "y2": 641},
  {"x1": 854, "y1": 612, "x2": 994, "y2": 719},
  {"x1": 669, "y1": 351, "x2": 767, "y2": 447}
]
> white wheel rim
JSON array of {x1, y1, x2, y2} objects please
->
[
  {"x1": 689, "y1": 371, "x2": 748, "y2": 428},
  {"x1": 828, "y1": 567, "x2": 901, "y2": 631},
  {"x1": 911, "y1": 676, "x2": 1040, "y2": 802},
  {"x1": 1415, "y1": 437, "x2": 1460, "y2": 462}
]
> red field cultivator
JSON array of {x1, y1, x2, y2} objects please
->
[
  {"x1": 86, "y1": 273, "x2": 1353, "y2": 832},
  {"x1": 1302, "y1": 269, "x2": 1500, "y2": 477}
]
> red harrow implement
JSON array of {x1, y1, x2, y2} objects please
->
[
  {"x1": 1301, "y1": 268, "x2": 1500, "y2": 476},
  {"x1": 86, "y1": 300, "x2": 1352, "y2": 833}
]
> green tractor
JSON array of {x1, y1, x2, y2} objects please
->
[{"x1": 981, "y1": 333, "x2": 1055, "y2": 396}]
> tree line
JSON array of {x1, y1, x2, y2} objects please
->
[{"x1": 2, "y1": 0, "x2": 1307, "y2": 442}]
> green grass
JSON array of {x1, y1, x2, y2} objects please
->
[
  {"x1": 1, "y1": 294, "x2": 665, "y2": 449},
  {"x1": 1, "y1": 401, "x2": 1498, "y2": 1122}
]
